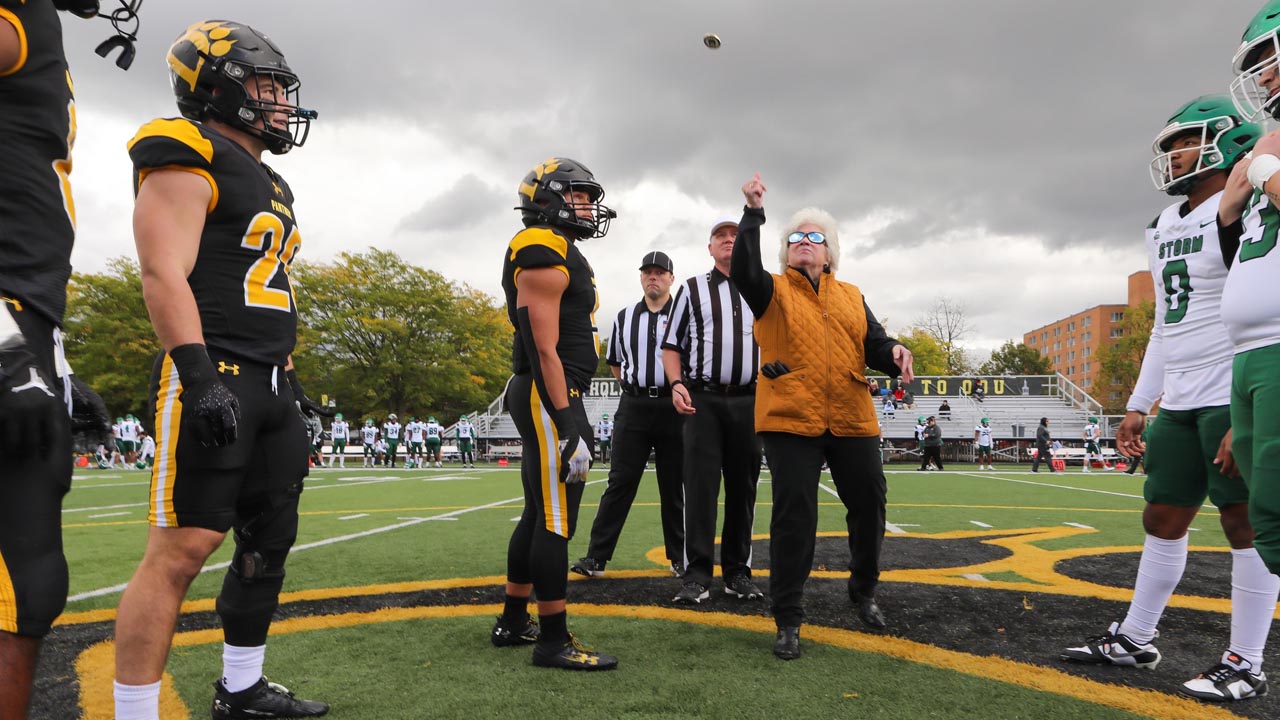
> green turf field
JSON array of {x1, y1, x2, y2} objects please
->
[{"x1": 51, "y1": 462, "x2": 1262, "y2": 720}]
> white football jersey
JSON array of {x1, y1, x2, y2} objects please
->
[
  {"x1": 331, "y1": 420, "x2": 349, "y2": 440},
  {"x1": 1084, "y1": 423, "x2": 1100, "y2": 442},
  {"x1": 426, "y1": 421, "x2": 442, "y2": 439},
  {"x1": 975, "y1": 425, "x2": 992, "y2": 446},
  {"x1": 598, "y1": 421, "x2": 613, "y2": 440},
  {"x1": 457, "y1": 421, "x2": 474, "y2": 440},
  {"x1": 1129, "y1": 194, "x2": 1234, "y2": 411},
  {"x1": 384, "y1": 422, "x2": 402, "y2": 440},
  {"x1": 1223, "y1": 189, "x2": 1280, "y2": 353},
  {"x1": 121, "y1": 420, "x2": 140, "y2": 442},
  {"x1": 361, "y1": 425, "x2": 378, "y2": 444},
  {"x1": 407, "y1": 422, "x2": 425, "y2": 442}
]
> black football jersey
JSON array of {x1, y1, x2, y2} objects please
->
[
  {"x1": 128, "y1": 118, "x2": 301, "y2": 366},
  {"x1": 0, "y1": 0, "x2": 75, "y2": 325},
  {"x1": 502, "y1": 225, "x2": 599, "y2": 382}
]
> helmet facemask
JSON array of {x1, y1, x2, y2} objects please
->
[
  {"x1": 208, "y1": 62, "x2": 314, "y2": 154},
  {"x1": 542, "y1": 178, "x2": 615, "y2": 239},
  {"x1": 1231, "y1": 32, "x2": 1280, "y2": 121},
  {"x1": 1149, "y1": 120, "x2": 1233, "y2": 195}
]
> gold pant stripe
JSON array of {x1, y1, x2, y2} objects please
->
[
  {"x1": 529, "y1": 384, "x2": 567, "y2": 537},
  {"x1": 0, "y1": 546, "x2": 17, "y2": 633},
  {"x1": 150, "y1": 355, "x2": 182, "y2": 527}
]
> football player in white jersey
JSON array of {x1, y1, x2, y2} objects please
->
[
  {"x1": 328, "y1": 413, "x2": 349, "y2": 468},
  {"x1": 973, "y1": 418, "x2": 993, "y2": 470},
  {"x1": 361, "y1": 419, "x2": 378, "y2": 467},
  {"x1": 383, "y1": 414, "x2": 402, "y2": 468},
  {"x1": 425, "y1": 416, "x2": 443, "y2": 467},
  {"x1": 405, "y1": 416, "x2": 425, "y2": 467},
  {"x1": 1064, "y1": 94, "x2": 1278, "y2": 703},
  {"x1": 1080, "y1": 417, "x2": 1108, "y2": 472}
]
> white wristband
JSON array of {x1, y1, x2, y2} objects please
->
[{"x1": 1247, "y1": 153, "x2": 1280, "y2": 191}]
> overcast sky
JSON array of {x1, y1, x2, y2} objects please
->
[{"x1": 57, "y1": 1, "x2": 1268, "y2": 360}]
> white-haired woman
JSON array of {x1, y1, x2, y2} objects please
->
[{"x1": 729, "y1": 173, "x2": 914, "y2": 660}]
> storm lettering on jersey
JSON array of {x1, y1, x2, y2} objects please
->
[{"x1": 1158, "y1": 235, "x2": 1204, "y2": 259}]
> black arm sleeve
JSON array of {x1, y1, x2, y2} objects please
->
[
  {"x1": 1218, "y1": 215, "x2": 1244, "y2": 269},
  {"x1": 863, "y1": 300, "x2": 904, "y2": 377},
  {"x1": 729, "y1": 205, "x2": 774, "y2": 318}
]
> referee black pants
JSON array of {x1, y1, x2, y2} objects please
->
[
  {"x1": 919, "y1": 445, "x2": 943, "y2": 470},
  {"x1": 585, "y1": 394, "x2": 685, "y2": 564},
  {"x1": 762, "y1": 432, "x2": 886, "y2": 628},
  {"x1": 683, "y1": 391, "x2": 760, "y2": 587}
]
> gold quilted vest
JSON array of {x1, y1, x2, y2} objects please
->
[{"x1": 753, "y1": 268, "x2": 879, "y2": 437}]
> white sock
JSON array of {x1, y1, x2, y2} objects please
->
[
  {"x1": 1118, "y1": 534, "x2": 1188, "y2": 643},
  {"x1": 221, "y1": 643, "x2": 266, "y2": 693},
  {"x1": 114, "y1": 680, "x2": 162, "y2": 720},
  {"x1": 1229, "y1": 546, "x2": 1280, "y2": 670}
]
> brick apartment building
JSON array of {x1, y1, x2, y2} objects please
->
[{"x1": 1023, "y1": 271, "x2": 1155, "y2": 404}]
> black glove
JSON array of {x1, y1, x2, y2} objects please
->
[
  {"x1": 171, "y1": 344, "x2": 240, "y2": 447},
  {"x1": 69, "y1": 374, "x2": 112, "y2": 449},
  {"x1": 760, "y1": 361, "x2": 792, "y2": 379},
  {"x1": 286, "y1": 368, "x2": 334, "y2": 419},
  {"x1": 548, "y1": 406, "x2": 592, "y2": 484},
  {"x1": 0, "y1": 332, "x2": 61, "y2": 458}
]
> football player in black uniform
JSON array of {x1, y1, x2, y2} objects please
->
[
  {"x1": 0, "y1": 2, "x2": 123, "y2": 717},
  {"x1": 490, "y1": 158, "x2": 619, "y2": 670},
  {"x1": 111, "y1": 21, "x2": 329, "y2": 720}
]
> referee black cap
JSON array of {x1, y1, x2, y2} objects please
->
[{"x1": 639, "y1": 250, "x2": 674, "y2": 273}]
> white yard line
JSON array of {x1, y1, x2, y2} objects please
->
[
  {"x1": 1063, "y1": 522, "x2": 1095, "y2": 529},
  {"x1": 337, "y1": 514, "x2": 369, "y2": 521},
  {"x1": 88, "y1": 512, "x2": 130, "y2": 519},
  {"x1": 67, "y1": 478, "x2": 607, "y2": 603},
  {"x1": 63, "y1": 503, "x2": 147, "y2": 514},
  {"x1": 962, "y1": 573, "x2": 989, "y2": 582},
  {"x1": 821, "y1": 480, "x2": 907, "y2": 534},
  {"x1": 957, "y1": 471, "x2": 1218, "y2": 511},
  {"x1": 969, "y1": 520, "x2": 993, "y2": 528}
]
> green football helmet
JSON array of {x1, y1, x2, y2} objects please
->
[
  {"x1": 135, "y1": 460, "x2": 148, "y2": 469},
  {"x1": 428, "y1": 416, "x2": 436, "y2": 423},
  {"x1": 335, "y1": 413, "x2": 343, "y2": 420},
  {"x1": 917, "y1": 416, "x2": 926, "y2": 424},
  {"x1": 1150, "y1": 95, "x2": 1259, "y2": 195},
  {"x1": 1088, "y1": 416, "x2": 1098, "y2": 424},
  {"x1": 1232, "y1": 1, "x2": 1280, "y2": 120},
  {"x1": 980, "y1": 418, "x2": 989, "y2": 426},
  {"x1": 602, "y1": 414, "x2": 609, "y2": 420}
]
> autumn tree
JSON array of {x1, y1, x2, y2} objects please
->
[
  {"x1": 895, "y1": 327, "x2": 949, "y2": 376},
  {"x1": 914, "y1": 296, "x2": 973, "y2": 375},
  {"x1": 1094, "y1": 301, "x2": 1156, "y2": 413},
  {"x1": 978, "y1": 340, "x2": 1053, "y2": 375}
]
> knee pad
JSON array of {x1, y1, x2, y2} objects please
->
[
  {"x1": 5, "y1": 549, "x2": 68, "y2": 637},
  {"x1": 217, "y1": 498, "x2": 298, "y2": 646}
]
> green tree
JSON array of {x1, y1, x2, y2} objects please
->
[
  {"x1": 978, "y1": 340, "x2": 1053, "y2": 375},
  {"x1": 914, "y1": 296, "x2": 973, "y2": 374},
  {"x1": 896, "y1": 327, "x2": 949, "y2": 376},
  {"x1": 1095, "y1": 301, "x2": 1156, "y2": 413},
  {"x1": 291, "y1": 249, "x2": 512, "y2": 422},
  {"x1": 63, "y1": 258, "x2": 160, "y2": 421}
]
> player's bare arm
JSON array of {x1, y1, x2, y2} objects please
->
[
  {"x1": 516, "y1": 266, "x2": 570, "y2": 411},
  {"x1": 134, "y1": 168, "x2": 210, "y2": 350},
  {"x1": 0, "y1": 13, "x2": 20, "y2": 75}
]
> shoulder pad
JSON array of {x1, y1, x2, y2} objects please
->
[
  {"x1": 127, "y1": 118, "x2": 215, "y2": 171},
  {"x1": 508, "y1": 226, "x2": 570, "y2": 268}
]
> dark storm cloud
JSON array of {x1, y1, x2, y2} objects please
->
[
  {"x1": 397, "y1": 174, "x2": 507, "y2": 233},
  {"x1": 60, "y1": 1, "x2": 1262, "y2": 252}
]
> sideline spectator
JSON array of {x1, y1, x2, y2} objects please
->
[
  {"x1": 939, "y1": 399, "x2": 952, "y2": 421},
  {"x1": 1032, "y1": 417, "x2": 1057, "y2": 473},
  {"x1": 918, "y1": 417, "x2": 943, "y2": 471}
]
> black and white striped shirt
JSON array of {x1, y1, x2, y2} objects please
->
[
  {"x1": 661, "y1": 268, "x2": 759, "y2": 386},
  {"x1": 607, "y1": 297, "x2": 674, "y2": 389}
]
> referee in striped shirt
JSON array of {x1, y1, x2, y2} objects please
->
[
  {"x1": 571, "y1": 251, "x2": 686, "y2": 580},
  {"x1": 662, "y1": 215, "x2": 765, "y2": 605}
]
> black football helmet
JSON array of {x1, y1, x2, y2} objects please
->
[
  {"x1": 166, "y1": 20, "x2": 317, "y2": 155},
  {"x1": 516, "y1": 158, "x2": 616, "y2": 239}
]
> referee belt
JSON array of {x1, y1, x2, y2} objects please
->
[
  {"x1": 622, "y1": 384, "x2": 672, "y2": 398},
  {"x1": 688, "y1": 380, "x2": 756, "y2": 395}
]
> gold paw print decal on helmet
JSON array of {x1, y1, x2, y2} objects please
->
[
  {"x1": 519, "y1": 158, "x2": 563, "y2": 200},
  {"x1": 168, "y1": 21, "x2": 238, "y2": 92}
]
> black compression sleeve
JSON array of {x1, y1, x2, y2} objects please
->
[
  {"x1": 1218, "y1": 215, "x2": 1244, "y2": 269},
  {"x1": 729, "y1": 206, "x2": 774, "y2": 318}
]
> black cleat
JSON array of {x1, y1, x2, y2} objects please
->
[
  {"x1": 531, "y1": 633, "x2": 618, "y2": 671},
  {"x1": 672, "y1": 581, "x2": 710, "y2": 605},
  {"x1": 570, "y1": 557, "x2": 606, "y2": 578},
  {"x1": 724, "y1": 574, "x2": 765, "y2": 600},
  {"x1": 211, "y1": 677, "x2": 328, "y2": 719},
  {"x1": 491, "y1": 615, "x2": 540, "y2": 647},
  {"x1": 774, "y1": 626, "x2": 801, "y2": 660}
]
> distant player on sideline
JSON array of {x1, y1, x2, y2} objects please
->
[
  {"x1": 1064, "y1": 94, "x2": 1277, "y2": 703},
  {"x1": 383, "y1": 413, "x2": 402, "y2": 468},
  {"x1": 597, "y1": 413, "x2": 613, "y2": 464},
  {"x1": 361, "y1": 419, "x2": 378, "y2": 467},
  {"x1": 425, "y1": 415, "x2": 443, "y2": 467},
  {"x1": 1081, "y1": 416, "x2": 1109, "y2": 471},
  {"x1": 974, "y1": 417, "x2": 993, "y2": 470},
  {"x1": 405, "y1": 415, "x2": 424, "y2": 467},
  {"x1": 456, "y1": 415, "x2": 476, "y2": 468},
  {"x1": 328, "y1": 413, "x2": 348, "y2": 468}
]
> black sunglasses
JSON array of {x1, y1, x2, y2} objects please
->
[{"x1": 787, "y1": 231, "x2": 827, "y2": 245}]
